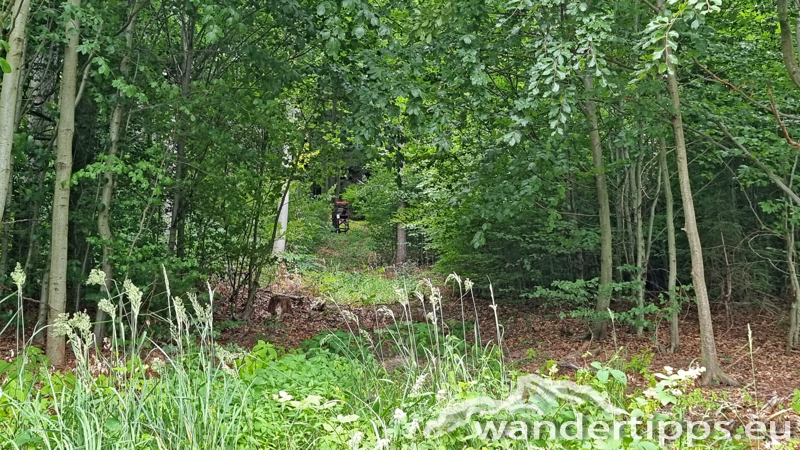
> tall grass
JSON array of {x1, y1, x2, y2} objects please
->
[
  {"x1": 0, "y1": 267, "x2": 250, "y2": 449},
  {"x1": 0, "y1": 266, "x2": 515, "y2": 449}
]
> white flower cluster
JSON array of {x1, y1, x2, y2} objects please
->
[
  {"x1": 377, "y1": 306, "x2": 394, "y2": 321},
  {"x1": 98, "y1": 298, "x2": 116, "y2": 320},
  {"x1": 10, "y1": 263, "x2": 25, "y2": 289},
  {"x1": 172, "y1": 295, "x2": 189, "y2": 326},
  {"x1": 393, "y1": 408, "x2": 406, "y2": 421},
  {"x1": 408, "y1": 418, "x2": 420, "y2": 434},
  {"x1": 347, "y1": 431, "x2": 363, "y2": 448},
  {"x1": 188, "y1": 292, "x2": 212, "y2": 324},
  {"x1": 655, "y1": 365, "x2": 706, "y2": 382},
  {"x1": 394, "y1": 287, "x2": 409, "y2": 306},
  {"x1": 54, "y1": 311, "x2": 92, "y2": 345},
  {"x1": 86, "y1": 268, "x2": 106, "y2": 287},
  {"x1": 410, "y1": 372, "x2": 427, "y2": 396},
  {"x1": 341, "y1": 310, "x2": 359, "y2": 324},
  {"x1": 150, "y1": 357, "x2": 167, "y2": 374},
  {"x1": 123, "y1": 279, "x2": 143, "y2": 318},
  {"x1": 643, "y1": 365, "x2": 706, "y2": 401}
]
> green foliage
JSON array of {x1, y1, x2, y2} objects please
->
[
  {"x1": 342, "y1": 166, "x2": 402, "y2": 261},
  {"x1": 301, "y1": 330, "x2": 368, "y2": 356},
  {"x1": 308, "y1": 269, "x2": 400, "y2": 305}
]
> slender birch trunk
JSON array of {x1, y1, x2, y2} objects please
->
[{"x1": 272, "y1": 181, "x2": 290, "y2": 255}]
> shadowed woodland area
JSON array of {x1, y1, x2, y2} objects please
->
[{"x1": 1, "y1": 0, "x2": 800, "y2": 448}]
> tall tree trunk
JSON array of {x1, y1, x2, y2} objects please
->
[
  {"x1": 47, "y1": 0, "x2": 81, "y2": 367},
  {"x1": 33, "y1": 263, "x2": 50, "y2": 345},
  {"x1": 664, "y1": 55, "x2": 738, "y2": 386},
  {"x1": 0, "y1": 0, "x2": 31, "y2": 222},
  {"x1": 272, "y1": 181, "x2": 290, "y2": 256},
  {"x1": 659, "y1": 137, "x2": 680, "y2": 352},
  {"x1": 168, "y1": 13, "x2": 195, "y2": 256},
  {"x1": 778, "y1": 0, "x2": 800, "y2": 90},
  {"x1": 786, "y1": 220, "x2": 800, "y2": 353},
  {"x1": 396, "y1": 202, "x2": 407, "y2": 264},
  {"x1": 95, "y1": 12, "x2": 136, "y2": 340},
  {"x1": 582, "y1": 75, "x2": 613, "y2": 340},
  {"x1": 634, "y1": 153, "x2": 646, "y2": 336}
]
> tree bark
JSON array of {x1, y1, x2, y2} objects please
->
[
  {"x1": 272, "y1": 181, "x2": 290, "y2": 256},
  {"x1": 95, "y1": 11, "x2": 137, "y2": 341},
  {"x1": 659, "y1": 137, "x2": 680, "y2": 352},
  {"x1": 786, "y1": 221, "x2": 800, "y2": 353},
  {"x1": 33, "y1": 264, "x2": 50, "y2": 345},
  {"x1": 47, "y1": 0, "x2": 81, "y2": 367},
  {"x1": 168, "y1": 12, "x2": 195, "y2": 256},
  {"x1": 665, "y1": 55, "x2": 738, "y2": 385},
  {"x1": 396, "y1": 202, "x2": 407, "y2": 264},
  {"x1": 778, "y1": 0, "x2": 800, "y2": 90},
  {"x1": 0, "y1": 0, "x2": 31, "y2": 223},
  {"x1": 634, "y1": 153, "x2": 646, "y2": 336},
  {"x1": 582, "y1": 75, "x2": 614, "y2": 340}
]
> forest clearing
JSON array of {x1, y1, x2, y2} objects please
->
[{"x1": 2, "y1": 0, "x2": 800, "y2": 448}]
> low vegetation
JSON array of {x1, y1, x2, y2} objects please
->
[{"x1": 1, "y1": 273, "x2": 799, "y2": 449}]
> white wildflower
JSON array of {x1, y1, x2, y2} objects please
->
[
  {"x1": 671, "y1": 389, "x2": 683, "y2": 396},
  {"x1": 86, "y1": 268, "x2": 106, "y2": 287},
  {"x1": 393, "y1": 408, "x2": 406, "y2": 421},
  {"x1": 348, "y1": 431, "x2": 363, "y2": 448},
  {"x1": 425, "y1": 312, "x2": 435, "y2": 323},
  {"x1": 548, "y1": 364, "x2": 559, "y2": 377},
  {"x1": 664, "y1": 366, "x2": 674, "y2": 375},
  {"x1": 150, "y1": 357, "x2": 166, "y2": 374},
  {"x1": 436, "y1": 389, "x2": 447, "y2": 401},
  {"x1": 464, "y1": 278, "x2": 473, "y2": 292},
  {"x1": 374, "y1": 438, "x2": 390, "y2": 450},
  {"x1": 10, "y1": 263, "x2": 25, "y2": 289},
  {"x1": 408, "y1": 418, "x2": 420, "y2": 434},
  {"x1": 411, "y1": 372, "x2": 427, "y2": 395},
  {"x1": 273, "y1": 391, "x2": 293, "y2": 402}
]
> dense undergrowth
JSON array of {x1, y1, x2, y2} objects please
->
[{"x1": 1, "y1": 271, "x2": 799, "y2": 449}]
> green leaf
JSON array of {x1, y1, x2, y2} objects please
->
[
  {"x1": 597, "y1": 369, "x2": 609, "y2": 383},
  {"x1": 336, "y1": 414, "x2": 359, "y2": 423},
  {"x1": 0, "y1": 58, "x2": 11, "y2": 74}
]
